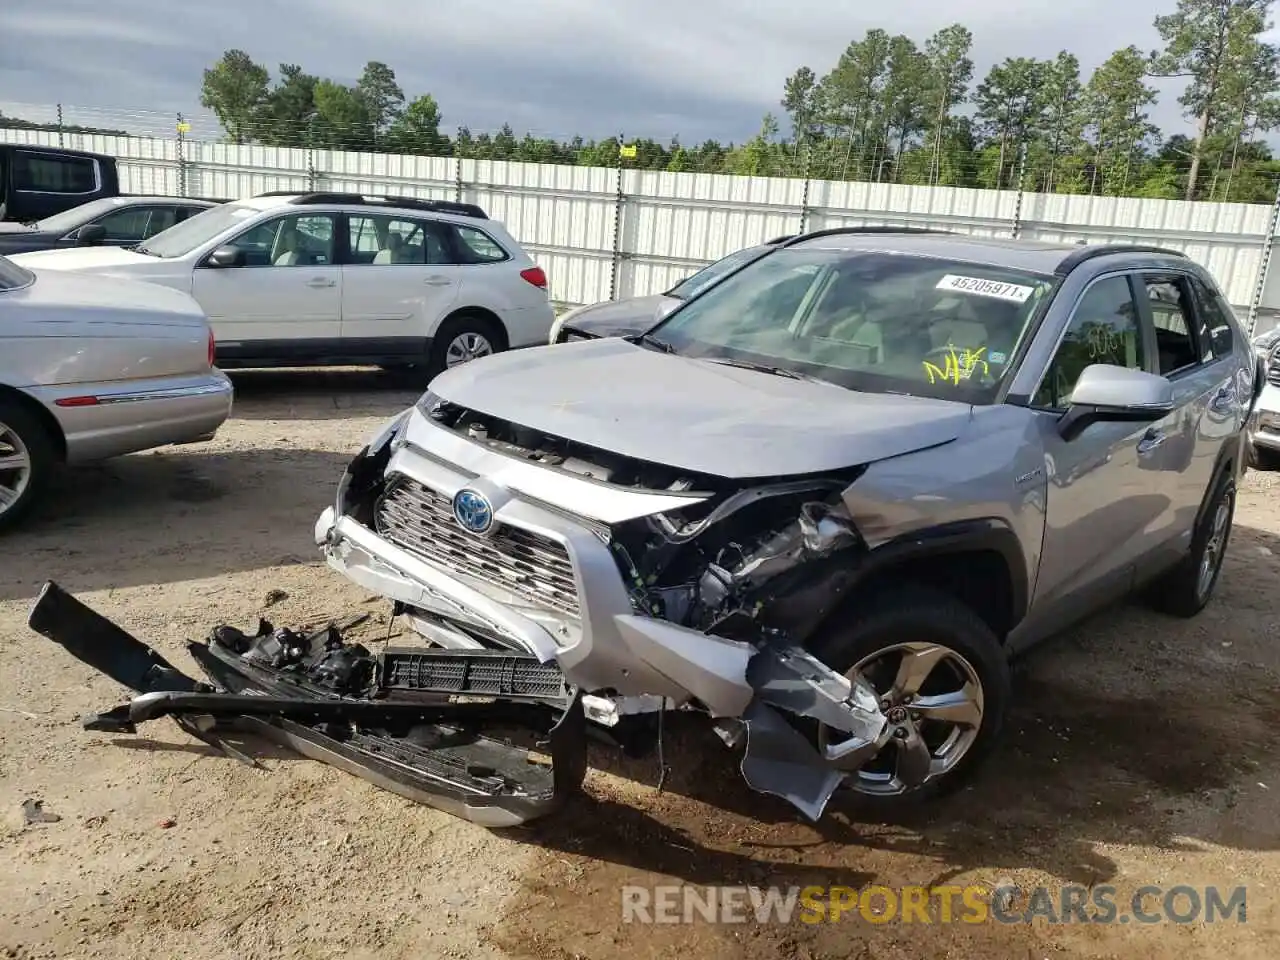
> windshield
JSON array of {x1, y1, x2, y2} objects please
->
[
  {"x1": 0, "y1": 255, "x2": 34, "y2": 290},
  {"x1": 667, "y1": 245, "x2": 769, "y2": 299},
  {"x1": 646, "y1": 248, "x2": 1056, "y2": 402},
  {"x1": 139, "y1": 202, "x2": 261, "y2": 258},
  {"x1": 34, "y1": 198, "x2": 123, "y2": 234}
]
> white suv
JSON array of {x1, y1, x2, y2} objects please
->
[{"x1": 11, "y1": 192, "x2": 556, "y2": 377}]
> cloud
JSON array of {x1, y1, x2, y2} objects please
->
[{"x1": 0, "y1": 0, "x2": 1199, "y2": 143}]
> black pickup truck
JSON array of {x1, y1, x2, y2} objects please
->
[{"x1": 0, "y1": 143, "x2": 120, "y2": 222}]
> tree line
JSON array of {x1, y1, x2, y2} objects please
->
[
  {"x1": 0, "y1": 111, "x2": 126, "y2": 137},
  {"x1": 187, "y1": 0, "x2": 1279, "y2": 202}
]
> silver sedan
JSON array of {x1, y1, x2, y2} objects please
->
[{"x1": 0, "y1": 255, "x2": 233, "y2": 530}]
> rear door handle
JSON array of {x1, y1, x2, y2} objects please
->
[
  {"x1": 1137, "y1": 428, "x2": 1167, "y2": 454},
  {"x1": 306, "y1": 277, "x2": 336, "y2": 288},
  {"x1": 423, "y1": 276, "x2": 453, "y2": 286}
]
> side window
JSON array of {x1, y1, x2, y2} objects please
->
[
  {"x1": 228, "y1": 214, "x2": 335, "y2": 267},
  {"x1": 172, "y1": 205, "x2": 204, "y2": 226},
  {"x1": 1034, "y1": 276, "x2": 1145, "y2": 410},
  {"x1": 1143, "y1": 277, "x2": 1211, "y2": 374},
  {"x1": 452, "y1": 225, "x2": 509, "y2": 264},
  {"x1": 94, "y1": 207, "x2": 155, "y2": 242},
  {"x1": 1189, "y1": 277, "x2": 1237, "y2": 359},
  {"x1": 12, "y1": 152, "x2": 97, "y2": 193},
  {"x1": 347, "y1": 214, "x2": 451, "y2": 265},
  {"x1": 143, "y1": 207, "x2": 180, "y2": 237}
]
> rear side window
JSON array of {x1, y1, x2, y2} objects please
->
[
  {"x1": 348, "y1": 213, "x2": 452, "y2": 265},
  {"x1": 1143, "y1": 277, "x2": 1212, "y2": 374},
  {"x1": 1189, "y1": 277, "x2": 1237, "y2": 358},
  {"x1": 12, "y1": 152, "x2": 97, "y2": 193},
  {"x1": 451, "y1": 225, "x2": 509, "y2": 263}
]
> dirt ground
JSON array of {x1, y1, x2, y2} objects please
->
[{"x1": 2, "y1": 369, "x2": 1279, "y2": 960}]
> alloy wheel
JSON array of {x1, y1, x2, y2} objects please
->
[
  {"x1": 0, "y1": 420, "x2": 33, "y2": 518},
  {"x1": 817, "y1": 641, "x2": 985, "y2": 796},
  {"x1": 1196, "y1": 492, "x2": 1233, "y2": 600},
  {"x1": 444, "y1": 332, "x2": 495, "y2": 368}
]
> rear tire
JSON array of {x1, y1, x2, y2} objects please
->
[
  {"x1": 806, "y1": 586, "x2": 1011, "y2": 809},
  {"x1": 0, "y1": 399, "x2": 57, "y2": 533},
  {"x1": 1146, "y1": 471, "x2": 1235, "y2": 618},
  {"x1": 424, "y1": 312, "x2": 506, "y2": 382}
]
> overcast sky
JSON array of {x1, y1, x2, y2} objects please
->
[{"x1": 0, "y1": 0, "x2": 1246, "y2": 144}]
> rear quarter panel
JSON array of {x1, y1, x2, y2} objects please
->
[{"x1": 0, "y1": 293, "x2": 211, "y2": 389}]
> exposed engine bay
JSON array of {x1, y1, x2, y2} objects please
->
[{"x1": 422, "y1": 397, "x2": 872, "y2": 640}]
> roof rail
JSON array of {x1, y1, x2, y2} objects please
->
[
  {"x1": 1054, "y1": 243, "x2": 1187, "y2": 276},
  {"x1": 253, "y1": 191, "x2": 488, "y2": 219},
  {"x1": 781, "y1": 226, "x2": 954, "y2": 247}
]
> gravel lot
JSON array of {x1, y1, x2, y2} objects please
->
[{"x1": 1, "y1": 369, "x2": 1278, "y2": 960}]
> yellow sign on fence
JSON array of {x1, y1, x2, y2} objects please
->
[{"x1": 619, "y1": 143, "x2": 637, "y2": 159}]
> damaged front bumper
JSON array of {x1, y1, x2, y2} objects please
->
[
  {"x1": 27, "y1": 581, "x2": 587, "y2": 828},
  {"x1": 309, "y1": 412, "x2": 894, "y2": 822}
]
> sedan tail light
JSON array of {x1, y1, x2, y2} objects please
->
[
  {"x1": 208, "y1": 328, "x2": 217, "y2": 368},
  {"x1": 520, "y1": 266, "x2": 547, "y2": 290}
]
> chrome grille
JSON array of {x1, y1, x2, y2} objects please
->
[{"x1": 375, "y1": 475, "x2": 580, "y2": 617}]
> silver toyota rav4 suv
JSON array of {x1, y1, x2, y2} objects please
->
[{"x1": 314, "y1": 229, "x2": 1260, "y2": 821}]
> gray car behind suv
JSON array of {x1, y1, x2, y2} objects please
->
[{"x1": 304, "y1": 228, "x2": 1258, "y2": 821}]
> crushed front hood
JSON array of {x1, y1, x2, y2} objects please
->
[{"x1": 428, "y1": 337, "x2": 972, "y2": 478}]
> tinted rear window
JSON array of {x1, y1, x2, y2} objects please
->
[{"x1": 13, "y1": 152, "x2": 98, "y2": 193}]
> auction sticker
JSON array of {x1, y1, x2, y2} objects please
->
[{"x1": 936, "y1": 274, "x2": 1035, "y2": 303}]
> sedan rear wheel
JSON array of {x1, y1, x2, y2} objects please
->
[{"x1": 0, "y1": 400, "x2": 56, "y2": 533}]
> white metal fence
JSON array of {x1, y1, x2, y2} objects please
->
[{"x1": 6, "y1": 125, "x2": 1280, "y2": 334}]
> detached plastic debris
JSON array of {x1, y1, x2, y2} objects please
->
[
  {"x1": 21, "y1": 799, "x2": 61, "y2": 825},
  {"x1": 26, "y1": 581, "x2": 587, "y2": 829}
]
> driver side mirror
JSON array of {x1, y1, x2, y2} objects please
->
[
  {"x1": 1057, "y1": 364, "x2": 1175, "y2": 442},
  {"x1": 75, "y1": 223, "x2": 107, "y2": 246},
  {"x1": 205, "y1": 245, "x2": 243, "y2": 268}
]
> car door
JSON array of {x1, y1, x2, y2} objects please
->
[
  {"x1": 1133, "y1": 271, "x2": 1239, "y2": 563},
  {"x1": 338, "y1": 212, "x2": 460, "y2": 360},
  {"x1": 191, "y1": 211, "x2": 341, "y2": 351},
  {"x1": 1026, "y1": 272, "x2": 1186, "y2": 621}
]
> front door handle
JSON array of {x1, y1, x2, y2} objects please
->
[
  {"x1": 423, "y1": 275, "x2": 453, "y2": 286},
  {"x1": 1137, "y1": 428, "x2": 1167, "y2": 455},
  {"x1": 306, "y1": 277, "x2": 336, "y2": 288}
]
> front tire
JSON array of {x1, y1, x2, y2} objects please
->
[
  {"x1": 0, "y1": 399, "x2": 57, "y2": 533},
  {"x1": 1147, "y1": 472, "x2": 1236, "y2": 618},
  {"x1": 807, "y1": 586, "x2": 1011, "y2": 808}
]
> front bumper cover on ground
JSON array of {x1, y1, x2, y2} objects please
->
[{"x1": 27, "y1": 581, "x2": 587, "y2": 828}]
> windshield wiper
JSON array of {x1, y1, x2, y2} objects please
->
[
  {"x1": 634, "y1": 332, "x2": 676, "y2": 353},
  {"x1": 130, "y1": 244, "x2": 160, "y2": 257},
  {"x1": 700, "y1": 356, "x2": 835, "y2": 385}
]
